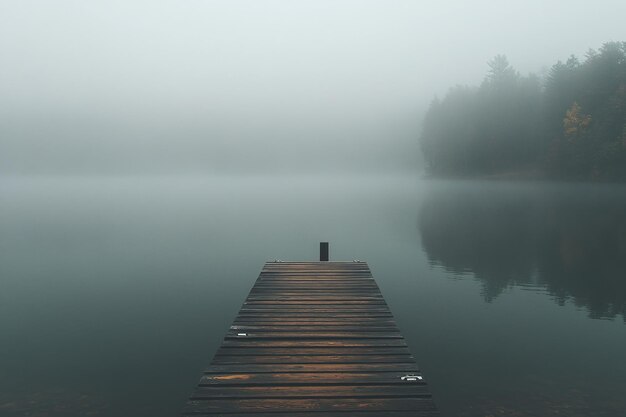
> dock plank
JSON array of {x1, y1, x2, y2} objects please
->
[{"x1": 182, "y1": 261, "x2": 438, "y2": 416}]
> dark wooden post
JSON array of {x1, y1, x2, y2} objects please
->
[{"x1": 320, "y1": 242, "x2": 329, "y2": 261}]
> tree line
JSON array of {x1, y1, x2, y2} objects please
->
[{"x1": 420, "y1": 42, "x2": 626, "y2": 181}]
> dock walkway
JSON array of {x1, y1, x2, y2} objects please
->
[{"x1": 183, "y1": 261, "x2": 439, "y2": 416}]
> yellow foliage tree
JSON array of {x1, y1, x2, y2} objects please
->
[{"x1": 563, "y1": 102, "x2": 592, "y2": 139}]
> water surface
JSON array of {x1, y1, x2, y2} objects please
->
[{"x1": 1, "y1": 175, "x2": 625, "y2": 416}]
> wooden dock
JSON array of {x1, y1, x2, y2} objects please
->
[{"x1": 183, "y1": 261, "x2": 439, "y2": 416}]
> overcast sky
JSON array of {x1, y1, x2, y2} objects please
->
[{"x1": 1, "y1": 1, "x2": 625, "y2": 174}]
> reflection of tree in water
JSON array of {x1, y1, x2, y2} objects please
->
[
  {"x1": 418, "y1": 186, "x2": 538, "y2": 301},
  {"x1": 418, "y1": 183, "x2": 626, "y2": 320}
]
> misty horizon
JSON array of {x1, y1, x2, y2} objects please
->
[{"x1": 2, "y1": 1, "x2": 625, "y2": 175}]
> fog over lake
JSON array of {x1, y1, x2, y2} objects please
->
[
  {"x1": 2, "y1": 1, "x2": 625, "y2": 175},
  {"x1": 2, "y1": 2, "x2": 626, "y2": 417}
]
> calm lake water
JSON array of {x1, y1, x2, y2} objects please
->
[{"x1": 1, "y1": 175, "x2": 625, "y2": 417}]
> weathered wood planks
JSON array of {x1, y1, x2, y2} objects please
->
[{"x1": 182, "y1": 261, "x2": 439, "y2": 416}]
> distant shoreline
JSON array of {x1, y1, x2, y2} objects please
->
[
  {"x1": 420, "y1": 42, "x2": 626, "y2": 183},
  {"x1": 422, "y1": 167, "x2": 626, "y2": 183}
]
